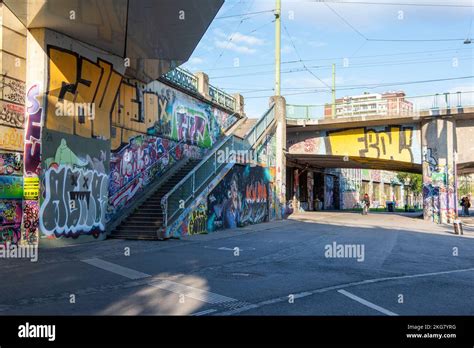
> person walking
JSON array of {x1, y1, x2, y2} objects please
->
[
  {"x1": 461, "y1": 195, "x2": 471, "y2": 216},
  {"x1": 362, "y1": 193, "x2": 370, "y2": 215}
]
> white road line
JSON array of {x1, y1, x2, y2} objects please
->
[
  {"x1": 81, "y1": 258, "x2": 151, "y2": 280},
  {"x1": 217, "y1": 267, "x2": 474, "y2": 315},
  {"x1": 191, "y1": 309, "x2": 218, "y2": 316},
  {"x1": 337, "y1": 289, "x2": 398, "y2": 316},
  {"x1": 150, "y1": 280, "x2": 237, "y2": 304}
]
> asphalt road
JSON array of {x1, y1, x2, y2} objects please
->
[{"x1": 1, "y1": 212, "x2": 473, "y2": 316}]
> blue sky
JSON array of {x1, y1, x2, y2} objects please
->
[{"x1": 182, "y1": 0, "x2": 474, "y2": 118}]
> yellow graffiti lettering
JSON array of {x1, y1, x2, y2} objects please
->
[{"x1": 0, "y1": 125, "x2": 24, "y2": 151}]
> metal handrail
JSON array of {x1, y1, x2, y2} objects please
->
[{"x1": 160, "y1": 104, "x2": 276, "y2": 228}]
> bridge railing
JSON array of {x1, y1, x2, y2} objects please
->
[{"x1": 287, "y1": 90, "x2": 474, "y2": 120}]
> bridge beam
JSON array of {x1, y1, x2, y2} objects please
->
[{"x1": 421, "y1": 118, "x2": 458, "y2": 224}]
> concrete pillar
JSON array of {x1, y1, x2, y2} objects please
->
[
  {"x1": 422, "y1": 118, "x2": 457, "y2": 224},
  {"x1": 195, "y1": 72, "x2": 211, "y2": 100},
  {"x1": 307, "y1": 171, "x2": 314, "y2": 211},
  {"x1": 232, "y1": 93, "x2": 245, "y2": 116},
  {"x1": 270, "y1": 95, "x2": 287, "y2": 219}
]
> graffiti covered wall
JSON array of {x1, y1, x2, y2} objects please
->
[
  {"x1": 40, "y1": 130, "x2": 110, "y2": 239},
  {"x1": 108, "y1": 134, "x2": 204, "y2": 220},
  {"x1": 207, "y1": 165, "x2": 270, "y2": 232},
  {"x1": 288, "y1": 125, "x2": 422, "y2": 164}
]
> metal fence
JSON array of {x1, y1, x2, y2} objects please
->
[{"x1": 287, "y1": 90, "x2": 474, "y2": 120}]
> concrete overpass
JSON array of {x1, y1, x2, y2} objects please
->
[{"x1": 283, "y1": 92, "x2": 474, "y2": 224}]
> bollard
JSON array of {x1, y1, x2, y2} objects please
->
[{"x1": 453, "y1": 220, "x2": 463, "y2": 235}]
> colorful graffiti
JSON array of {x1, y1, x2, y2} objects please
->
[
  {"x1": 24, "y1": 85, "x2": 42, "y2": 176},
  {"x1": 0, "y1": 125, "x2": 23, "y2": 151},
  {"x1": 0, "y1": 200, "x2": 22, "y2": 244},
  {"x1": 108, "y1": 134, "x2": 204, "y2": 219},
  {"x1": 188, "y1": 203, "x2": 207, "y2": 235},
  {"x1": 288, "y1": 126, "x2": 421, "y2": 165},
  {"x1": 324, "y1": 175, "x2": 335, "y2": 210},
  {"x1": 111, "y1": 80, "x2": 230, "y2": 149},
  {"x1": 0, "y1": 101, "x2": 25, "y2": 128},
  {"x1": 40, "y1": 130, "x2": 109, "y2": 238},
  {"x1": 0, "y1": 152, "x2": 23, "y2": 175},
  {"x1": 22, "y1": 200, "x2": 39, "y2": 244},
  {"x1": 0, "y1": 176, "x2": 23, "y2": 199},
  {"x1": 47, "y1": 46, "x2": 122, "y2": 139},
  {"x1": 327, "y1": 126, "x2": 416, "y2": 162},
  {"x1": 207, "y1": 165, "x2": 269, "y2": 232}
]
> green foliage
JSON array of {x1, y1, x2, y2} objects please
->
[{"x1": 396, "y1": 172, "x2": 422, "y2": 195}]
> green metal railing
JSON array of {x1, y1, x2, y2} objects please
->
[
  {"x1": 209, "y1": 84, "x2": 236, "y2": 111},
  {"x1": 161, "y1": 105, "x2": 275, "y2": 228},
  {"x1": 287, "y1": 90, "x2": 474, "y2": 120},
  {"x1": 162, "y1": 67, "x2": 198, "y2": 93}
]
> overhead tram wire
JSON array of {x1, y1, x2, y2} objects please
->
[
  {"x1": 203, "y1": 47, "x2": 473, "y2": 72},
  {"x1": 242, "y1": 75, "x2": 474, "y2": 99},
  {"x1": 315, "y1": 1, "x2": 474, "y2": 8},
  {"x1": 323, "y1": 2, "x2": 469, "y2": 43},
  {"x1": 282, "y1": 21, "x2": 331, "y2": 89}
]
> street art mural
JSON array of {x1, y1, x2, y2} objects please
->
[
  {"x1": 1, "y1": 76, "x2": 26, "y2": 106},
  {"x1": 207, "y1": 165, "x2": 269, "y2": 232},
  {"x1": 288, "y1": 125, "x2": 422, "y2": 164},
  {"x1": 21, "y1": 84, "x2": 44, "y2": 245},
  {"x1": 46, "y1": 46, "x2": 123, "y2": 139},
  {"x1": 0, "y1": 125, "x2": 23, "y2": 151},
  {"x1": 0, "y1": 152, "x2": 23, "y2": 176},
  {"x1": 108, "y1": 134, "x2": 204, "y2": 220},
  {"x1": 187, "y1": 203, "x2": 208, "y2": 235},
  {"x1": 40, "y1": 130, "x2": 109, "y2": 238},
  {"x1": 0, "y1": 200, "x2": 22, "y2": 244},
  {"x1": 112, "y1": 80, "x2": 233, "y2": 150}
]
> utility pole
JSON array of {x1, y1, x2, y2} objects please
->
[
  {"x1": 332, "y1": 63, "x2": 336, "y2": 118},
  {"x1": 275, "y1": 0, "x2": 281, "y2": 96}
]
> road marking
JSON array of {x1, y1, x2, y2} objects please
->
[
  {"x1": 337, "y1": 289, "x2": 398, "y2": 316},
  {"x1": 216, "y1": 267, "x2": 474, "y2": 315},
  {"x1": 191, "y1": 309, "x2": 217, "y2": 316},
  {"x1": 150, "y1": 280, "x2": 238, "y2": 305},
  {"x1": 81, "y1": 258, "x2": 151, "y2": 280}
]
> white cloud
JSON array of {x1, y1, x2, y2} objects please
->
[
  {"x1": 231, "y1": 32, "x2": 265, "y2": 46},
  {"x1": 214, "y1": 40, "x2": 257, "y2": 54},
  {"x1": 188, "y1": 57, "x2": 204, "y2": 65}
]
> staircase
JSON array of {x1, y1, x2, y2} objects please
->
[
  {"x1": 109, "y1": 158, "x2": 201, "y2": 240},
  {"x1": 233, "y1": 118, "x2": 257, "y2": 138}
]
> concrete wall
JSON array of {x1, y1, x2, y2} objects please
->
[
  {"x1": 456, "y1": 119, "x2": 474, "y2": 167},
  {"x1": 287, "y1": 125, "x2": 422, "y2": 165},
  {"x1": 0, "y1": 23, "x2": 236, "y2": 246},
  {"x1": 0, "y1": 4, "x2": 27, "y2": 245},
  {"x1": 166, "y1": 164, "x2": 273, "y2": 238}
]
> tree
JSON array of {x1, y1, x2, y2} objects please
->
[{"x1": 396, "y1": 172, "x2": 422, "y2": 207}]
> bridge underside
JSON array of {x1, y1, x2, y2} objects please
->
[
  {"x1": 458, "y1": 161, "x2": 474, "y2": 175},
  {"x1": 286, "y1": 154, "x2": 422, "y2": 173}
]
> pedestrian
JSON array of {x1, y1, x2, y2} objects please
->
[
  {"x1": 461, "y1": 195, "x2": 471, "y2": 216},
  {"x1": 362, "y1": 193, "x2": 370, "y2": 215}
]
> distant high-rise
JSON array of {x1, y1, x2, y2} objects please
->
[{"x1": 324, "y1": 91, "x2": 413, "y2": 118}]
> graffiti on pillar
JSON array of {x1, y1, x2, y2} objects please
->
[
  {"x1": 22, "y1": 200, "x2": 39, "y2": 244},
  {"x1": 188, "y1": 203, "x2": 208, "y2": 235},
  {"x1": 24, "y1": 85, "x2": 43, "y2": 176},
  {"x1": 422, "y1": 146, "x2": 438, "y2": 177},
  {"x1": 1, "y1": 76, "x2": 26, "y2": 105},
  {"x1": 0, "y1": 176, "x2": 23, "y2": 199},
  {"x1": 40, "y1": 130, "x2": 109, "y2": 238},
  {"x1": 0, "y1": 152, "x2": 23, "y2": 176},
  {"x1": 207, "y1": 165, "x2": 269, "y2": 232},
  {"x1": 46, "y1": 46, "x2": 122, "y2": 139},
  {"x1": 324, "y1": 175, "x2": 335, "y2": 210},
  {"x1": 0, "y1": 101, "x2": 25, "y2": 128},
  {"x1": 0, "y1": 200, "x2": 22, "y2": 244},
  {"x1": 0, "y1": 125, "x2": 23, "y2": 151}
]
